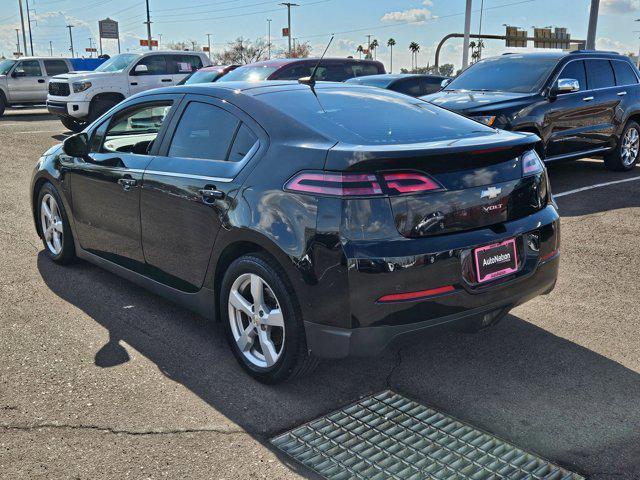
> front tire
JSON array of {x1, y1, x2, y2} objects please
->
[
  {"x1": 0, "y1": 95, "x2": 5, "y2": 117},
  {"x1": 37, "y1": 182, "x2": 75, "y2": 264},
  {"x1": 59, "y1": 116, "x2": 87, "y2": 133},
  {"x1": 220, "y1": 253, "x2": 318, "y2": 384},
  {"x1": 605, "y1": 121, "x2": 640, "y2": 171}
]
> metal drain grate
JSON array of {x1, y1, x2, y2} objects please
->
[{"x1": 271, "y1": 390, "x2": 583, "y2": 480}]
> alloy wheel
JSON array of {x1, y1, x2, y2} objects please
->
[
  {"x1": 228, "y1": 273, "x2": 285, "y2": 368},
  {"x1": 40, "y1": 193, "x2": 63, "y2": 256},
  {"x1": 621, "y1": 127, "x2": 639, "y2": 167}
]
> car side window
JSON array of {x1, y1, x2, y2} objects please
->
[
  {"x1": 133, "y1": 55, "x2": 168, "y2": 75},
  {"x1": 350, "y1": 63, "x2": 382, "y2": 78},
  {"x1": 170, "y1": 55, "x2": 204, "y2": 74},
  {"x1": 421, "y1": 78, "x2": 445, "y2": 95},
  {"x1": 168, "y1": 102, "x2": 240, "y2": 161},
  {"x1": 390, "y1": 78, "x2": 421, "y2": 97},
  {"x1": 612, "y1": 61, "x2": 639, "y2": 86},
  {"x1": 43, "y1": 60, "x2": 69, "y2": 76},
  {"x1": 585, "y1": 60, "x2": 615, "y2": 90},
  {"x1": 228, "y1": 123, "x2": 258, "y2": 162},
  {"x1": 101, "y1": 103, "x2": 172, "y2": 154},
  {"x1": 559, "y1": 60, "x2": 586, "y2": 91},
  {"x1": 15, "y1": 60, "x2": 42, "y2": 77},
  {"x1": 273, "y1": 63, "x2": 313, "y2": 80}
]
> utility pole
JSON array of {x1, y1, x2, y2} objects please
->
[
  {"x1": 88, "y1": 37, "x2": 94, "y2": 57},
  {"x1": 206, "y1": 33, "x2": 212, "y2": 60},
  {"x1": 144, "y1": 0, "x2": 152, "y2": 51},
  {"x1": 49, "y1": 40, "x2": 53, "y2": 56},
  {"x1": 15, "y1": 29, "x2": 20, "y2": 57},
  {"x1": 477, "y1": 0, "x2": 484, "y2": 61},
  {"x1": 280, "y1": 2, "x2": 298, "y2": 57},
  {"x1": 191, "y1": 40, "x2": 196, "y2": 51},
  {"x1": 25, "y1": 0, "x2": 34, "y2": 56},
  {"x1": 635, "y1": 23, "x2": 640, "y2": 69},
  {"x1": 462, "y1": 0, "x2": 472, "y2": 70},
  {"x1": 267, "y1": 19, "x2": 272, "y2": 59},
  {"x1": 18, "y1": 0, "x2": 27, "y2": 58},
  {"x1": 66, "y1": 25, "x2": 74, "y2": 58},
  {"x1": 366, "y1": 34, "x2": 371, "y2": 56},
  {"x1": 586, "y1": 0, "x2": 599, "y2": 50}
]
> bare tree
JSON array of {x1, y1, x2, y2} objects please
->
[
  {"x1": 166, "y1": 41, "x2": 202, "y2": 52},
  {"x1": 213, "y1": 37, "x2": 268, "y2": 65},
  {"x1": 288, "y1": 41, "x2": 311, "y2": 59}
]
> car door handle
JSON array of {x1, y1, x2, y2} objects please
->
[
  {"x1": 199, "y1": 187, "x2": 225, "y2": 202},
  {"x1": 583, "y1": 96, "x2": 594, "y2": 102},
  {"x1": 161, "y1": 78, "x2": 172, "y2": 82},
  {"x1": 117, "y1": 177, "x2": 137, "y2": 190},
  {"x1": 37, "y1": 79, "x2": 45, "y2": 83},
  {"x1": 618, "y1": 91, "x2": 628, "y2": 96},
  {"x1": 130, "y1": 82, "x2": 138, "y2": 86}
]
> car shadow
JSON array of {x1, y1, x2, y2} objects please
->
[
  {"x1": 0, "y1": 111, "x2": 54, "y2": 122},
  {"x1": 36, "y1": 252, "x2": 640, "y2": 477}
]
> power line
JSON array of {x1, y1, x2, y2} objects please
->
[{"x1": 154, "y1": 0, "x2": 281, "y2": 18}]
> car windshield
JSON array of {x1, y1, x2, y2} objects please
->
[
  {"x1": 260, "y1": 86, "x2": 494, "y2": 145},
  {"x1": 218, "y1": 65, "x2": 277, "y2": 82},
  {"x1": 0, "y1": 59, "x2": 16, "y2": 75},
  {"x1": 179, "y1": 69, "x2": 223, "y2": 85},
  {"x1": 94, "y1": 54, "x2": 139, "y2": 72},
  {"x1": 445, "y1": 55, "x2": 559, "y2": 93}
]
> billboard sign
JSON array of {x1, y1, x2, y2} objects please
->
[
  {"x1": 99, "y1": 18, "x2": 119, "y2": 40},
  {"x1": 139, "y1": 39, "x2": 158, "y2": 47}
]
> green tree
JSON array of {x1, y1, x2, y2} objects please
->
[
  {"x1": 409, "y1": 42, "x2": 420, "y2": 72},
  {"x1": 356, "y1": 44, "x2": 364, "y2": 60},
  {"x1": 370, "y1": 39, "x2": 379, "y2": 60},
  {"x1": 387, "y1": 38, "x2": 396, "y2": 73}
]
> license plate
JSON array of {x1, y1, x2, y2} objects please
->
[{"x1": 474, "y1": 238, "x2": 518, "y2": 283}]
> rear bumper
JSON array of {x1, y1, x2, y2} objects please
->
[{"x1": 304, "y1": 204, "x2": 560, "y2": 358}]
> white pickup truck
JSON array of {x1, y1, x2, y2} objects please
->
[
  {"x1": 47, "y1": 51, "x2": 211, "y2": 132},
  {"x1": 0, "y1": 57, "x2": 74, "y2": 116}
]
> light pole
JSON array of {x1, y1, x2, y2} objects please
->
[
  {"x1": 18, "y1": 0, "x2": 27, "y2": 58},
  {"x1": 144, "y1": 0, "x2": 152, "y2": 51},
  {"x1": 15, "y1": 29, "x2": 20, "y2": 57},
  {"x1": 25, "y1": 0, "x2": 34, "y2": 56},
  {"x1": 49, "y1": 40, "x2": 53, "y2": 56},
  {"x1": 206, "y1": 33, "x2": 212, "y2": 60},
  {"x1": 635, "y1": 22, "x2": 640, "y2": 68},
  {"x1": 279, "y1": 2, "x2": 298, "y2": 57},
  {"x1": 267, "y1": 18, "x2": 272, "y2": 59},
  {"x1": 66, "y1": 24, "x2": 74, "y2": 58},
  {"x1": 158, "y1": 33, "x2": 162, "y2": 50},
  {"x1": 88, "y1": 37, "x2": 93, "y2": 57},
  {"x1": 462, "y1": 0, "x2": 472, "y2": 70},
  {"x1": 586, "y1": 0, "x2": 599, "y2": 50}
]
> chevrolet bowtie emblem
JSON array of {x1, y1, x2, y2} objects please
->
[{"x1": 480, "y1": 186, "x2": 502, "y2": 199}]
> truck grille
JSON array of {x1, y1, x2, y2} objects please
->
[{"x1": 48, "y1": 82, "x2": 70, "y2": 97}]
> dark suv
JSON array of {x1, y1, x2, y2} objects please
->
[{"x1": 422, "y1": 51, "x2": 640, "y2": 171}]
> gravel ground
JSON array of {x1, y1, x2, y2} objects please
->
[{"x1": 1, "y1": 108, "x2": 639, "y2": 479}]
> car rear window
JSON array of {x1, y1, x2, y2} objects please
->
[
  {"x1": 258, "y1": 86, "x2": 495, "y2": 145},
  {"x1": 219, "y1": 65, "x2": 278, "y2": 82}
]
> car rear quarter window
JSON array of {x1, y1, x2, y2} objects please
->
[
  {"x1": 389, "y1": 78, "x2": 421, "y2": 97},
  {"x1": 169, "y1": 102, "x2": 240, "y2": 161},
  {"x1": 421, "y1": 77, "x2": 444, "y2": 95},
  {"x1": 43, "y1": 60, "x2": 69, "y2": 76},
  {"x1": 259, "y1": 87, "x2": 495, "y2": 145},
  {"x1": 558, "y1": 60, "x2": 587, "y2": 91},
  {"x1": 228, "y1": 124, "x2": 258, "y2": 162},
  {"x1": 612, "y1": 61, "x2": 639, "y2": 86},
  {"x1": 585, "y1": 59, "x2": 616, "y2": 89}
]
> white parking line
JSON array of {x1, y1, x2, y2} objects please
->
[{"x1": 555, "y1": 175, "x2": 640, "y2": 198}]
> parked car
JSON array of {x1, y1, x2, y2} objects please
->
[
  {"x1": 217, "y1": 57, "x2": 385, "y2": 82},
  {"x1": 177, "y1": 65, "x2": 240, "y2": 85},
  {"x1": 345, "y1": 73, "x2": 450, "y2": 97},
  {"x1": 422, "y1": 51, "x2": 640, "y2": 171},
  {"x1": 46, "y1": 51, "x2": 211, "y2": 132},
  {"x1": 31, "y1": 81, "x2": 559, "y2": 383},
  {"x1": 0, "y1": 57, "x2": 103, "y2": 116}
]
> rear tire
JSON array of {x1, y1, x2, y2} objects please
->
[
  {"x1": 220, "y1": 253, "x2": 318, "y2": 384},
  {"x1": 59, "y1": 116, "x2": 87, "y2": 133},
  {"x1": 37, "y1": 182, "x2": 75, "y2": 264},
  {"x1": 0, "y1": 95, "x2": 5, "y2": 117},
  {"x1": 604, "y1": 121, "x2": 640, "y2": 171}
]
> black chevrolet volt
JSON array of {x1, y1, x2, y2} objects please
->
[{"x1": 31, "y1": 81, "x2": 560, "y2": 383}]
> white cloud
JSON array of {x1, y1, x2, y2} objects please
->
[
  {"x1": 381, "y1": 1, "x2": 434, "y2": 24},
  {"x1": 600, "y1": 0, "x2": 640, "y2": 14},
  {"x1": 596, "y1": 37, "x2": 633, "y2": 54}
]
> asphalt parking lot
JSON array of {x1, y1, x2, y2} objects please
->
[{"x1": 1, "y1": 108, "x2": 639, "y2": 479}]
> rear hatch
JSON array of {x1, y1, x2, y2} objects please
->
[{"x1": 325, "y1": 131, "x2": 548, "y2": 237}]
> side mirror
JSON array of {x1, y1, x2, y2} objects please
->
[
  {"x1": 133, "y1": 64, "x2": 148, "y2": 74},
  {"x1": 12, "y1": 69, "x2": 25, "y2": 78},
  {"x1": 62, "y1": 133, "x2": 89, "y2": 157},
  {"x1": 553, "y1": 78, "x2": 580, "y2": 96},
  {"x1": 440, "y1": 78, "x2": 452, "y2": 88}
]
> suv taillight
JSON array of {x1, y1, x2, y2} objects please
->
[{"x1": 284, "y1": 171, "x2": 442, "y2": 197}]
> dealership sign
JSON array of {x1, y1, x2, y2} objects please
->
[{"x1": 99, "y1": 18, "x2": 119, "y2": 39}]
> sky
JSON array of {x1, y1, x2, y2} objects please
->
[{"x1": 0, "y1": 0, "x2": 639, "y2": 71}]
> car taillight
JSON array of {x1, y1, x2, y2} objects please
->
[
  {"x1": 381, "y1": 172, "x2": 441, "y2": 194},
  {"x1": 522, "y1": 150, "x2": 544, "y2": 176},
  {"x1": 285, "y1": 171, "x2": 442, "y2": 197}
]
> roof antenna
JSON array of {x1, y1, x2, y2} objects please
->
[{"x1": 299, "y1": 35, "x2": 334, "y2": 91}]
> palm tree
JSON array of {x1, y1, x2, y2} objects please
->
[
  {"x1": 409, "y1": 42, "x2": 420, "y2": 72},
  {"x1": 356, "y1": 44, "x2": 364, "y2": 60},
  {"x1": 387, "y1": 38, "x2": 396, "y2": 73},
  {"x1": 370, "y1": 39, "x2": 379, "y2": 60}
]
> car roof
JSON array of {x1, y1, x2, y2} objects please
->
[
  {"x1": 498, "y1": 50, "x2": 629, "y2": 61},
  {"x1": 196, "y1": 65, "x2": 235, "y2": 72},
  {"x1": 235, "y1": 57, "x2": 383, "y2": 69}
]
